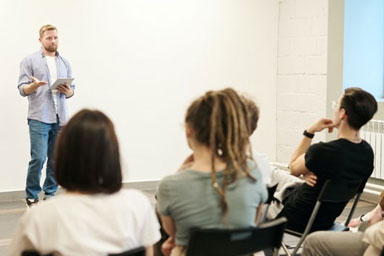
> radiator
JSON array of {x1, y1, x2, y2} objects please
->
[{"x1": 361, "y1": 120, "x2": 384, "y2": 179}]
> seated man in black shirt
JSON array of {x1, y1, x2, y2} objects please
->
[{"x1": 268, "y1": 87, "x2": 378, "y2": 233}]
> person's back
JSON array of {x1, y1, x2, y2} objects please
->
[
  {"x1": 157, "y1": 88, "x2": 268, "y2": 256},
  {"x1": 280, "y1": 138, "x2": 374, "y2": 232},
  {"x1": 9, "y1": 109, "x2": 161, "y2": 256},
  {"x1": 10, "y1": 189, "x2": 159, "y2": 256},
  {"x1": 157, "y1": 161, "x2": 267, "y2": 246},
  {"x1": 270, "y1": 87, "x2": 377, "y2": 233}
]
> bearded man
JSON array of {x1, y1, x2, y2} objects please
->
[{"x1": 18, "y1": 24, "x2": 75, "y2": 207}]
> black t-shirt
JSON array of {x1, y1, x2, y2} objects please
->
[{"x1": 278, "y1": 139, "x2": 374, "y2": 233}]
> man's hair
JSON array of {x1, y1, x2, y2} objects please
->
[
  {"x1": 39, "y1": 24, "x2": 57, "y2": 38},
  {"x1": 54, "y1": 109, "x2": 122, "y2": 194},
  {"x1": 241, "y1": 96, "x2": 260, "y2": 136},
  {"x1": 185, "y1": 88, "x2": 256, "y2": 216},
  {"x1": 340, "y1": 87, "x2": 378, "y2": 130}
]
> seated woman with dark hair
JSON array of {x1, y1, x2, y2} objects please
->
[{"x1": 9, "y1": 109, "x2": 161, "y2": 256}]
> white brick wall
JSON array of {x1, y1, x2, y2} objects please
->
[{"x1": 276, "y1": 0, "x2": 328, "y2": 163}]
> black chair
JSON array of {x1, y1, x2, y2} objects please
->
[
  {"x1": 22, "y1": 247, "x2": 145, "y2": 256},
  {"x1": 281, "y1": 178, "x2": 365, "y2": 256},
  {"x1": 22, "y1": 252, "x2": 53, "y2": 256},
  {"x1": 109, "y1": 246, "x2": 146, "y2": 256},
  {"x1": 185, "y1": 217, "x2": 287, "y2": 256}
]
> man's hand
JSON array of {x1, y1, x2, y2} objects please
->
[
  {"x1": 57, "y1": 83, "x2": 73, "y2": 98},
  {"x1": 22, "y1": 76, "x2": 48, "y2": 95},
  {"x1": 304, "y1": 172, "x2": 317, "y2": 187},
  {"x1": 307, "y1": 118, "x2": 334, "y2": 134},
  {"x1": 31, "y1": 76, "x2": 48, "y2": 87}
]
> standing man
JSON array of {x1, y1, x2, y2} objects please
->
[{"x1": 18, "y1": 24, "x2": 75, "y2": 207}]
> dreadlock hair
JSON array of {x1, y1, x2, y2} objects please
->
[{"x1": 185, "y1": 88, "x2": 256, "y2": 216}]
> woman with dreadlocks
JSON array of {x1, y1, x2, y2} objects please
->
[{"x1": 156, "y1": 88, "x2": 268, "y2": 256}]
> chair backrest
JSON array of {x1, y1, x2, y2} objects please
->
[
  {"x1": 22, "y1": 247, "x2": 145, "y2": 256},
  {"x1": 22, "y1": 251, "x2": 53, "y2": 256},
  {"x1": 284, "y1": 178, "x2": 365, "y2": 256},
  {"x1": 109, "y1": 247, "x2": 145, "y2": 256},
  {"x1": 320, "y1": 178, "x2": 364, "y2": 226},
  {"x1": 186, "y1": 217, "x2": 287, "y2": 256},
  {"x1": 319, "y1": 178, "x2": 364, "y2": 203}
]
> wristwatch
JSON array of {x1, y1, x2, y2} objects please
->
[{"x1": 303, "y1": 130, "x2": 314, "y2": 139}]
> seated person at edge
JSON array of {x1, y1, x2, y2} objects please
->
[
  {"x1": 300, "y1": 190, "x2": 384, "y2": 256},
  {"x1": 9, "y1": 110, "x2": 161, "y2": 256},
  {"x1": 156, "y1": 88, "x2": 268, "y2": 256},
  {"x1": 348, "y1": 190, "x2": 384, "y2": 229},
  {"x1": 267, "y1": 87, "x2": 377, "y2": 233},
  {"x1": 302, "y1": 205, "x2": 384, "y2": 256}
]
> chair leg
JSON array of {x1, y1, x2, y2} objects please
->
[
  {"x1": 291, "y1": 235, "x2": 306, "y2": 256},
  {"x1": 272, "y1": 248, "x2": 279, "y2": 256},
  {"x1": 281, "y1": 242, "x2": 291, "y2": 256}
]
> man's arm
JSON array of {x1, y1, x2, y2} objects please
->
[
  {"x1": 18, "y1": 59, "x2": 47, "y2": 96},
  {"x1": 22, "y1": 76, "x2": 48, "y2": 95},
  {"x1": 62, "y1": 58, "x2": 75, "y2": 98},
  {"x1": 289, "y1": 118, "x2": 334, "y2": 176}
]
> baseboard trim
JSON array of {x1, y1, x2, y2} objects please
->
[
  {"x1": 0, "y1": 180, "x2": 161, "y2": 202},
  {"x1": 362, "y1": 182, "x2": 383, "y2": 204},
  {"x1": 0, "y1": 190, "x2": 25, "y2": 202},
  {"x1": 1, "y1": 176, "x2": 382, "y2": 205}
]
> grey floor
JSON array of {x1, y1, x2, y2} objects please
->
[
  {"x1": 0, "y1": 197, "x2": 376, "y2": 256},
  {"x1": 0, "y1": 199, "x2": 27, "y2": 256}
]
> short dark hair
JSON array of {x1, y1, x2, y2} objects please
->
[
  {"x1": 54, "y1": 109, "x2": 122, "y2": 194},
  {"x1": 340, "y1": 87, "x2": 378, "y2": 130}
]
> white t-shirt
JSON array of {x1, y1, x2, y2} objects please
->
[
  {"x1": 9, "y1": 189, "x2": 161, "y2": 256},
  {"x1": 253, "y1": 152, "x2": 271, "y2": 186},
  {"x1": 45, "y1": 55, "x2": 58, "y2": 114}
]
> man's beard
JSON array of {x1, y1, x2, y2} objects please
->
[{"x1": 44, "y1": 45, "x2": 57, "y2": 53}]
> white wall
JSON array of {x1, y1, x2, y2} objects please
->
[
  {"x1": 276, "y1": 0, "x2": 329, "y2": 163},
  {"x1": 0, "y1": 0, "x2": 278, "y2": 192}
]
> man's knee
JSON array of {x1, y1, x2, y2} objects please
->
[
  {"x1": 302, "y1": 231, "x2": 328, "y2": 256},
  {"x1": 29, "y1": 154, "x2": 46, "y2": 168},
  {"x1": 304, "y1": 232, "x2": 319, "y2": 248},
  {"x1": 270, "y1": 168, "x2": 289, "y2": 185}
]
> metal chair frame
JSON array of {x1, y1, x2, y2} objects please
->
[{"x1": 281, "y1": 178, "x2": 365, "y2": 256}]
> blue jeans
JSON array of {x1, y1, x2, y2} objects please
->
[{"x1": 26, "y1": 119, "x2": 60, "y2": 199}]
